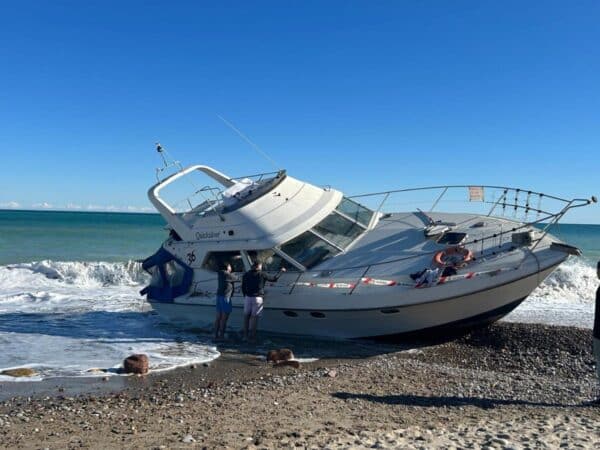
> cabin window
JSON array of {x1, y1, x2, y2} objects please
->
[
  {"x1": 246, "y1": 249, "x2": 298, "y2": 272},
  {"x1": 202, "y1": 251, "x2": 245, "y2": 272},
  {"x1": 279, "y1": 231, "x2": 340, "y2": 269},
  {"x1": 165, "y1": 260, "x2": 186, "y2": 286},
  {"x1": 336, "y1": 197, "x2": 373, "y2": 227},
  {"x1": 437, "y1": 232, "x2": 467, "y2": 246},
  {"x1": 312, "y1": 212, "x2": 364, "y2": 249}
]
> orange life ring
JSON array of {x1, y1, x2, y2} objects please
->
[{"x1": 433, "y1": 246, "x2": 473, "y2": 268}]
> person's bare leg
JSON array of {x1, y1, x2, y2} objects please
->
[
  {"x1": 249, "y1": 315, "x2": 258, "y2": 342},
  {"x1": 243, "y1": 314, "x2": 250, "y2": 340},
  {"x1": 214, "y1": 312, "x2": 222, "y2": 340},
  {"x1": 219, "y1": 313, "x2": 230, "y2": 339}
]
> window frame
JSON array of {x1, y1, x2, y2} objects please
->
[
  {"x1": 201, "y1": 250, "x2": 246, "y2": 273},
  {"x1": 277, "y1": 229, "x2": 341, "y2": 270},
  {"x1": 335, "y1": 197, "x2": 374, "y2": 229},
  {"x1": 243, "y1": 248, "x2": 303, "y2": 272},
  {"x1": 275, "y1": 197, "x2": 375, "y2": 271}
]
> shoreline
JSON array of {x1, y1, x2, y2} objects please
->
[{"x1": 1, "y1": 321, "x2": 598, "y2": 449}]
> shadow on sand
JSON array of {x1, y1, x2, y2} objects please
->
[{"x1": 332, "y1": 392, "x2": 587, "y2": 409}]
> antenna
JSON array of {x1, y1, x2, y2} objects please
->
[
  {"x1": 154, "y1": 142, "x2": 183, "y2": 181},
  {"x1": 217, "y1": 115, "x2": 280, "y2": 170},
  {"x1": 156, "y1": 142, "x2": 169, "y2": 167}
]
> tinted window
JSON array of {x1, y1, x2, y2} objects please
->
[
  {"x1": 336, "y1": 197, "x2": 373, "y2": 227},
  {"x1": 313, "y1": 212, "x2": 363, "y2": 248},
  {"x1": 202, "y1": 251, "x2": 245, "y2": 272},
  {"x1": 247, "y1": 249, "x2": 298, "y2": 272},
  {"x1": 437, "y1": 232, "x2": 467, "y2": 245},
  {"x1": 280, "y1": 231, "x2": 340, "y2": 269}
]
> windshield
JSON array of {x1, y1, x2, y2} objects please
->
[
  {"x1": 336, "y1": 197, "x2": 373, "y2": 227},
  {"x1": 312, "y1": 212, "x2": 364, "y2": 248},
  {"x1": 279, "y1": 231, "x2": 340, "y2": 269}
]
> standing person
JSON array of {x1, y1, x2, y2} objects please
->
[
  {"x1": 594, "y1": 260, "x2": 600, "y2": 402},
  {"x1": 241, "y1": 261, "x2": 286, "y2": 342},
  {"x1": 214, "y1": 263, "x2": 238, "y2": 341}
]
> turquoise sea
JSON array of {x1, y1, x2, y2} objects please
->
[
  {"x1": 0, "y1": 210, "x2": 598, "y2": 381},
  {"x1": 0, "y1": 210, "x2": 219, "y2": 382},
  {"x1": 0, "y1": 210, "x2": 166, "y2": 265}
]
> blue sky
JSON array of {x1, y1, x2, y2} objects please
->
[{"x1": 1, "y1": 1, "x2": 598, "y2": 222}]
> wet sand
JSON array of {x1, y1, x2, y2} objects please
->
[{"x1": 0, "y1": 322, "x2": 599, "y2": 449}]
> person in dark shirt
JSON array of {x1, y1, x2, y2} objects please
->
[
  {"x1": 241, "y1": 261, "x2": 286, "y2": 342},
  {"x1": 214, "y1": 263, "x2": 238, "y2": 341},
  {"x1": 593, "y1": 260, "x2": 600, "y2": 401}
]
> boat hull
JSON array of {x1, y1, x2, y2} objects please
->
[{"x1": 148, "y1": 264, "x2": 558, "y2": 338}]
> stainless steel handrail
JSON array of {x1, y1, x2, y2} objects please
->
[{"x1": 348, "y1": 184, "x2": 572, "y2": 204}]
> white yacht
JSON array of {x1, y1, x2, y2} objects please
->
[{"x1": 141, "y1": 148, "x2": 595, "y2": 338}]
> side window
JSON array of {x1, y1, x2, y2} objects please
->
[
  {"x1": 279, "y1": 231, "x2": 340, "y2": 269},
  {"x1": 336, "y1": 197, "x2": 373, "y2": 227},
  {"x1": 165, "y1": 261, "x2": 185, "y2": 287},
  {"x1": 247, "y1": 250, "x2": 298, "y2": 272},
  {"x1": 202, "y1": 251, "x2": 245, "y2": 272}
]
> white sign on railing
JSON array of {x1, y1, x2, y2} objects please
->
[{"x1": 468, "y1": 186, "x2": 484, "y2": 202}]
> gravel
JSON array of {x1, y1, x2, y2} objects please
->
[{"x1": 0, "y1": 322, "x2": 598, "y2": 449}]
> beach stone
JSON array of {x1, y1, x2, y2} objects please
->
[
  {"x1": 1, "y1": 368, "x2": 37, "y2": 377},
  {"x1": 123, "y1": 354, "x2": 149, "y2": 374},
  {"x1": 181, "y1": 434, "x2": 195, "y2": 443},
  {"x1": 267, "y1": 348, "x2": 294, "y2": 363}
]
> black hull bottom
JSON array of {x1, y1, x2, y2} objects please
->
[{"x1": 373, "y1": 296, "x2": 526, "y2": 342}]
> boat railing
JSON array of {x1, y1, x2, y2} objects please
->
[
  {"x1": 349, "y1": 184, "x2": 594, "y2": 251},
  {"x1": 284, "y1": 187, "x2": 594, "y2": 296},
  {"x1": 230, "y1": 170, "x2": 284, "y2": 184},
  {"x1": 164, "y1": 170, "x2": 286, "y2": 215}
]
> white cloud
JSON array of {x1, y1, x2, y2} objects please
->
[
  {"x1": 83, "y1": 204, "x2": 155, "y2": 213},
  {"x1": 126, "y1": 205, "x2": 154, "y2": 213},
  {"x1": 11, "y1": 202, "x2": 155, "y2": 213},
  {"x1": 0, "y1": 201, "x2": 20, "y2": 209},
  {"x1": 32, "y1": 202, "x2": 53, "y2": 209}
]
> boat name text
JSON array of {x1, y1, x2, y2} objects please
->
[{"x1": 195, "y1": 231, "x2": 221, "y2": 240}]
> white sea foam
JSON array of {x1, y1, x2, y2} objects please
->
[
  {"x1": 0, "y1": 261, "x2": 219, "y2": 382},
  {"x1": 529, "y1": 259, "x2": 597, "y2": 304},
  {"x1": 5, "y1": 260, "x2": 148, "y2": 286},
  {"x1": 504, "y1": 258, "x2": 597, "y2": 328}
]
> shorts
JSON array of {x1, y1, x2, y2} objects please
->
[
  {"x1": 216, "y1": 295, "x2": 232, "y2": 314},
  {"x1": 244, "y1": 296, "x2": 263, "y2": 317}
]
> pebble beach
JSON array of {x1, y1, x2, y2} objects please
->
[{"x1": 1, "y1": 322, "x2": 598, "y2": 449}]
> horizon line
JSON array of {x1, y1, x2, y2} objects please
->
[{"x1": 1, "y1": 208, "x2": 599, "y2": 225}]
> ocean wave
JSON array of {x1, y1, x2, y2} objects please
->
[
  {"x1": 3, "y1": 260, "x2": 149, "y2": 287},
  {"x1": 530, "y1": 258, "x2": 597, "y2": 303}
]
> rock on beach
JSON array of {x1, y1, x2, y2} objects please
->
[
  {"x1": 1, "y1": 368, "x2": 37, "y2": 377},
  {"x1": 123, "y1": 354, "x2": 149, "y2": 374}
]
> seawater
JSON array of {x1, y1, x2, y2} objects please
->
[
  {"x1": 0, "y1": 210, "x2": 219, "y2": 382},
  {"x1": 505, "y1": 223, "x2": 599, "y2": 328},
  {"x1": 0, "y1": 211, "x2": 598, "y2": 381}
]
